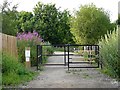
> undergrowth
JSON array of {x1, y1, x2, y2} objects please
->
[
  {"x1": 99, "y1": 28, "x2": 119, "y2": 80},
  {"x1": 2, "y1": 52, "x2": 37, "y2": 86}
]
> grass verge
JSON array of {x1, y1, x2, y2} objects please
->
[{"x1": 2, "y1": 52, "x2": 38, "y2": 86}]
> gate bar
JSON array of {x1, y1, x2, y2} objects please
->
[
  {"x1": 41, "y1": 54, "x2": 73, "y2": 56},
  {"x1": 43, "y1": 64, "x2": 65, "y2": 65},
  {"x1": 68, "y1": 66, "x2": 99, "y2": 68}
]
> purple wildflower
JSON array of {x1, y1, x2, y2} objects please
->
[{"x1": 17, "y1": 31, "x2": 43, "y2": 44}]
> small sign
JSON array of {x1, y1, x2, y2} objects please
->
[
  {"x1": 25, "y1": 47, "x2": 30, "y2": 57},
  {"x1": 25, "y1": 47, "x2": 31, "y2": 68},
  {"x1": 25, "y1": 50, "x2": 30, "y2": 57},
  {"x1": 26, "y1": 57, "x2": 30, "y2": 62}
]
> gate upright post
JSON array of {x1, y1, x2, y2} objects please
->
[
  {"x1": 100, "y1": 55, "x2": 103, "y2": 69},
  {"x1": 40, "y1": 46, "x2": 42, "y2": 64},
  {"x1": 97, "y1": 46, "x2": 99, "y2": 68},
  {"x1": 37, "y1": 45, "x2": 42, "y2": 70},
  {"x1": 64, "y1": 45, "x2": 66, "y2": 66},
  {"x1": 37, "y1": 45, "x2": 39, "y2": 70},
  {"x1": 68, "y1": 44, "x2": 70, "y2": 71}
]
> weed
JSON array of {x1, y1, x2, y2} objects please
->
[
  {"x1": 2, "y1": 52, "x2": 37, "y2": 86},
  {"x1": 99, "y1": 29, "x2": 119, "y2": 79}
]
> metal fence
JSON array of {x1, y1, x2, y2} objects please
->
[{"x1": 37, "y1": 44, "x2": 102, "y2": 70}]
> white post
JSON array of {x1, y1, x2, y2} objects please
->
[{"x1": 25, "y1": 47, "x2": 31, "y2": 68}]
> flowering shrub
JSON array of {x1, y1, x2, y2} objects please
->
[
  {"x1": 17, "y1": 31, "x2": 43, "y2": 43},
  {"x1": 17, "y1": 31, "x2": 54, "y2": 66},
  {"x1": 17, "y1": 31, "x2": 43, "y2": 66}
]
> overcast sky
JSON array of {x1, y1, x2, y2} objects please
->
[
  {"x1": 1, "y1": 0, "x2": 119, "y2": 22},
  {"x1": 119, "y1": 1, "x2": 120, "y2": 14}
]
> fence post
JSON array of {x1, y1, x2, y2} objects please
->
[{"x1": 25, "y1": 47, "x2": 31, "y2": 68}]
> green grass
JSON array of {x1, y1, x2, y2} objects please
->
[
  {"x1": 97, "y1": 67, "x2": 119, "y2": 79},
  {"x1": 0, "y1": 72, "x2": 1, "y2": 90},
  {"x1": 2, "y1": 52, "x2": 37, "y2": 86}
]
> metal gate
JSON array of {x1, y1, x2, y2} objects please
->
[
  {"x1": 37, "y1": 44, "x2": 102, "y2": 70},
  {"x1": 67, "y1": 45, "x2": 101, "y2": 70},
  {"x1": 37, "y1": 44, "x2": 68, "y2": 70}
]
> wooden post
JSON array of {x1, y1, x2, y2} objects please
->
[{"x1": 25, "y1": 47, "x2": 31, "y2": 68}]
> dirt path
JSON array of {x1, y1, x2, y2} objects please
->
[{"x1": 21, "y1": 52, "x2": 118, "y2": 88}]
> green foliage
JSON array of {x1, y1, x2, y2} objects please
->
[
  {"x1": 1, "y1": 0, "x2": 18, "y2": 36},
  {"x1": 52, "y1": 47, "x2": 64, "y2": 52},
  {"x1": 83, "y1": 51, "x2": 89, "y2": 60},
  {"x1": 33, "y1": 2, "x2": 74, "y2": 44},
  {"x1": 0, "y1": 13, "x2": 2, "y2": 33},
  {"x1": 41, "y1": 43, "x2": 54, "y2": 64},
  {"x1": 2, "y1": 52, "x2": 36, "y2": 86},
  {"x1": 17, "y1": 31, "x2": 43, "y2": 66},
  {"x1": 70, "y1": 4, "x2": 112, "y2": 44},
  {"x1": 17, "y1": 40, "x2": 54, "y2": 66},
  {"x1": 16, "y1": 11, "x2": 34, "y2": 32},
  {"x1": 42, "y1": 46, "x2": 54, "y2": 55},
  {"x1": 0, "y1": 52, "x2": 2, "y2": 88},
  {"x1": 1, "y1": 1, "x2": 74, "y2": 44},
  {"x1": 99, "y1": 28, "x2": 119, "y2": 79},
  {"x1": 17, "y1": 40, "x2": 41, "y2": 66}
]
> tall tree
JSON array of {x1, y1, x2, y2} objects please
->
[
  {"x1": 33, "y1": 2, "x2": 74, "y2": 44},
  {"x1": 70, "y1": 4, "x2": 112, "y2": 44},
  {"x1": 16, "y1": 11, "x2": 34, "y2": 32},
  {"x1": 1, "y1": 0, "x2": 18, "y2": 36}
]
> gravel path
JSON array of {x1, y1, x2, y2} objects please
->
[{"x1": 21, "y1": 52, "x2": 119, "y2": 88}]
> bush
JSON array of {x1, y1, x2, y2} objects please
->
[
  {"x1": 17, "y1": 31, "x2": 54, "y2": 66},
  {"x1": 17, "y1": 31, "x2": 43, "y2": 66},
  {"x1": 99, "y1": 29, "x2": 119, "y2": 79},
  {"x1": 17, "y1": 40, "x2": 39, "y2": 66},
  {"x1": 2, "y1": 52, "x2": 36, "y2": 86},
  {"x1": 0, "y1": 52, "x2": 2, "y2": 88}
]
